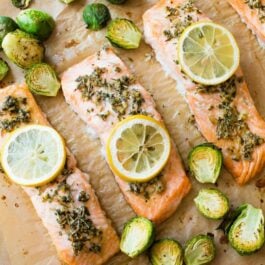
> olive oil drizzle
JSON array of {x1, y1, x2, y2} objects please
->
[
  {"x1": 0, "y1": 96, "x2": 31, "y2": 132},
  {"x1": 40, "y1": 165, "x2": 102, "y2": 255},
  {"x1": 245, "y1": 0, "x2": 265, "y2": 22},
  {"x1": 198, "y1": 76, "x2": 264, "y2": 161},
  {"x1": 75, "y1": 67, "x2": 147, "y2": 120}
]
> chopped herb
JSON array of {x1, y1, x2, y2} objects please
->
[
  {"x1": 78, "y1": 191, "x2": 90, "y2": 202},
  {"x1": 245, "y1": 0, "x2": 265, "y2": 22},
  {"x1": 129, "y1": 173, "x2": 164, "y2": 200},
  {"x1": 55, "y1": 206, "x2": 102, "y2": 255},
  {"x1": 0, "y1": 96, "x2": 30, "y2": 132},
  {"x1": 198, "y1": 76, "x2": 264, "y2": 161}
]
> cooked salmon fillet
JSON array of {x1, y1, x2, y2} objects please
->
[
  {"x1": 143, "y1": 0, "x2": 265, "y2": 185},
  {"x1": 61, "y1": 47, "x2": 191, "y2": 224},
  {"x1": 226, "y1": 0, "x2": 265, "y2": 47},
  {"x1": 0, "y1": 84, "x2": 119, "y2": 265}
]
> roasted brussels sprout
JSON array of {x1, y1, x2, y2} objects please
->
[
  {"x1": 194, "y1": 188, "x2": 229, "y2": 220},
  {"x1": 184, "y1": 235, "x2": 215, "y2": 265},
  {"x1": 16, "y1": 9, "x2": 55, "y2": 41},
  {"x1": 0, "y1": 59, "x2": 9, "y2": 81},
  {"x1": 25, "y1": 63, "x2": 60, "y2": 96},
  {"x1": 150, "y1": 239, "x2": 183, "y2": 265},
  {"x1": 2, "y1": 30, "x2": 44, "y2": 69},
  {"x1": 0, "y1": 16, "x2": 18, "y2": 48},
  {"x1": 226, "y1": 204, "x2": 265, "y2": 255},
  {"x1": 120, "y1": 216, "x2": 155, "y2": 258},
  {"x1": 12, "y1": 0, "x2": 31, "y2": 9},
  {"x1": 107, "y1": 0, "x2": 127, "y2": 4},
  {"x1": 106, "y1": 18, "x2": 142, "y2": 49},
  {"x1": 188, "y1": 143, "x2": 222, "y2": 184},
  {"x1": 83, "y1": 3, "x2": 111, "y2": 31}
]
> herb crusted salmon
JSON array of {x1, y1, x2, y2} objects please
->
[
  {"x1": 143, "y1": 0, "x2": 265, "y2": 185},
  {"x1": 61, "y1": 47, "x2": 191, "y2": 224},
  {"x1": 226, "y1": 0, "x2": 265, "y2": 47},
  {"x1": 0, "y1": 84, "x2": 119, "y2": 265}
]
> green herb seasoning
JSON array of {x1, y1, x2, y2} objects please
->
[
  {"x1": 0, "y1": 96, "x2": 30, "y2": 132},
  {"x1": 164, "y1": 0, "x2": 199, "y2": 41},
  {"x1": 129, "y1": 173, "x2": 165, "y2": 200},
  {"x1": 55, "y1": 206, "x2": 102, "y2": 255},
  {"x1": 198, "y1": 76, "x2": 264, "y2": 161},
  {"x1": 245, "y1": 0, "x2": 265, "y2": 23},
  {"x1": 78, "y1": 191, "x2": 90, "y2": 202},
  {"x1": 75, "y1": 66, "x2": 146, "y2": 120}
]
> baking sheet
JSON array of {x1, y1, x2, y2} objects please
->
[{"x1": 0, "y1": 0, "x2": 265, "y2": 264}]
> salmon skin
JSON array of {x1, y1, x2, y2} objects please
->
[
  {"x1": 0, "y1": 84, "x2": 119, "y2": 265},
  {"x1": 61, "y1": 47, "x2": 191, "y2": 224},
  {"x1": 143, "y1": 0, "x2": 265, "y2": 185},
  {"x1": 226, "y1": 0, "x2": 265, "y2": 47}
]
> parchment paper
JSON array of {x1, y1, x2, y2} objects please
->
[{"x1": 0, "y1": 0, "x2": 265, "y2": 264}]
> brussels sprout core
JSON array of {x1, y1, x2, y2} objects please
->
[
  {"x1": 194, "y1": 188, "x2": 229, "y2": 219},
  {"x1": 106, "y1": 18, "x2": 142, "y2": 49},
  {"x1": 150, "y1": 239, "x2": 183, "y2": 265},
  {"x1": 0, "y1": 16, "x2": 18, "y2": 48},
  {"x1": 16, "y1": 9, "x2": 55, "y2": 41},
  {"x1": 2, "y1": 30, "x2": 44, "y2": 69},
  {"x1": 26, "y1": 63, "x2": 60, "y2": 97},
  {"x1": 120, "y1": 216, "x2": 155, "y2": 258},
  {"x1": 228, "y1": 204, "x2": 265, "y2": 255},
  {"x1": 83, "y1": 3, "x2": 111, "y2": 31},
  {"x1": 184, "y1": 235, "x2": 215, "y2": 265},
  {"x1": 188, "y1": 143, "x2": 222, "y2": 183},
  {"x1": 0, "y1": 59, "x2": 9, "y2": 81}
]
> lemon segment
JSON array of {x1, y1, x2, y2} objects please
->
[
  {"x1": 178, "y1": 21, "x2": 240, "y2": 85},
  {"x1": 1, "y1": 125, "x2": 66, "y2": 186},
  {"x1": 106, "y1": 115, "x2": 171, "y2": 182}
]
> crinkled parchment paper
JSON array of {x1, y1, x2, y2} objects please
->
[{"x1": 0, "y1": 0, "x2": 265, "y2": 264}]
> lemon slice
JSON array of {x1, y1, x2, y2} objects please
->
[
  {"x1": 106, "y1": 115, "x2": 171, "y2": 182},
  {"x1": 178, "y1": 21, "x2": 240, "y2": 85},
  {"x1": 1, "y1": 125, "x2": 66, "y2": 186}
]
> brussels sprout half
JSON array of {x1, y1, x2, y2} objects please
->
[
  {"x1": 26, "y1": 63, "x2": 60, "y2": 97},
  {"x1": 227, "y1": 204, "x2": 265, "y2": 255},
  {"x1": 107, "y1": 0, "x2": 127, "y2": 4},
  {"x1": 184, "y1": 235, "x2": 216, "y2": 265},
  {"x1": 60, "y1": 0, "x2": 77, "y2": 3},
  {"x1": 0, "y1": 16, "x2": 18, "y2": 48},
  {"x1": 120, "y1": 216, "x2": 155, "y2": 258},
  {"x1": 188, "y1": 143, "x2": 222, "y2": 184},
  {"x1": 83, "y1": 3, "x2": 111, "y2": 31},
  {"x1": 12, "y1": 0, "x2": 31, "y2": 9},
  {"x1": 106, "y1": 18, "x2": 142, "y2": 49},
  {"x1": 0, "y1": 59, "x2": 9, "y2": 81},
  {"x1": 16, "y1": 9, "x2": 55, "y2": 41},
  {"x1": 150, "y1": 239, "x2": 183, "y2": 265},
  {"x1": 2, "y1": 30, "x2": 44, "y2": 69},
  {"x1": 194, "y1": 188, "x2": 229, "y2": 220}
]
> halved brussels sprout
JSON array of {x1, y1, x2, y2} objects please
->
[
  {"x1": 150, "y1": 239, "x2": 183, "y2": 265},
  {"x1": 60, "y1": 0, "x2": 77, "y2": 3},
  {"x1": 16, "y1": 9, "x2": 55, "y2": 41},
  {"x1": 106, "y1": 18, "x2": 142, "y2": 49},
  {"x1": 107, "y1": 0, "x2": 127, "y2": 4},
  {"x1": 0, "y1": 59, "x2": 9, "y2": 81},
  {"x1": 120, "y1": 216, "x2": 155, "y2": 258},
  {"x1": 0, "y1": 16, "x2": 18, "y2": 48},
  {"x1": 194, "y1": 188, "x2": 229, "y2": 219},
  {"x1": 26, "y1": 63, "x2": 60, "y2": 96},
  {"x1": 188, "y1": 143, "x2": 222, "y2": 184},
  {"x1": 227, "y1": 204, "x2": 265, "y2": 255},
  {"x1": 83, "y1": 3, "x2": 111, "y2": 31},
  {"x1": 12, "y1": 0, "x2": 31, "y2": 9},
  {"x1": 2, "y1": 30, "x2": 44, "y2": 69},
  {"x1": 184, "y1": 235, "x2": 215, "y2": 265}
]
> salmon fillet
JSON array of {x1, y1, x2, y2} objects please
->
[
  {"x1": 61, "y1": 47, "x2": 191, "y2": 224},
  {"x1": 143, "y1": 0, "x2": 265, "y2": 185},
  {"x1": 226, "y1": 0, "x2": 265, "y2": 47},
  {"x1": 0, "y1": 84, "x2": 119, "y2": 265}
]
